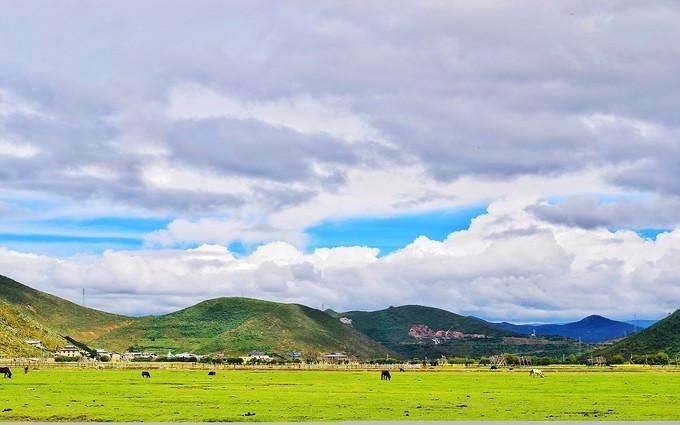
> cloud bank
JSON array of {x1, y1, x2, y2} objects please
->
[{"x1": 3, "y1": 200, "x2": 678, "y2": 322}]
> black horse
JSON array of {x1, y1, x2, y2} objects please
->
[
  {"x1": 208, "y1": 371, "x2": 216, "y2": 376},
  {"x1": 0, "y1": 367, "x2": 11, "y2": 379},
  {"x1": 141, "y1": 371, "x2": 151, "y2": 378},
  {"x1": 380, "y1": 370, "x2": 391, "y2": 381}
]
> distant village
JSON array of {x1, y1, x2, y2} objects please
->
[
  {"x1": 23, "y1": 339, "x2": 350, "y2": 364},
  {"x1": 19, "y1": 320, "x2": 489, "y2": 363}
]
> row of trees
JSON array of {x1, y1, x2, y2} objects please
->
[{"x1": 367, "y1": 352, "x2": 676, "y2": 366}]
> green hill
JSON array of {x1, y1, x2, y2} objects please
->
[
  {"x1": 344, "y1": 305, "x2": 511, "y2": 343},
  {"x1": 343, "y1": 305, "x2": 511, "y2": 357},
  {"x1": 91, "y1": 297, "x2": 391, "y2": 358},
  {"x1": 342, "y1": 305, "x2": 582, "y2": 358},
  {"x1": 601, "y1": 310, "x2": 680, "y2": 356},
  {"x1": 0, "y1": 274, "x2": 132, "y2": 344}
]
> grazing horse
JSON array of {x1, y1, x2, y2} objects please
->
[
  {"x1": 208, "y1": 371, "x2": 216, "y2": 376},
  {"x1": 0, "y1": 367, "x2": 11, "y2": 379},
  {"x1": 399, "y1": 367, "x2": 405, "y2": 372},
  {"x1": 380, "y1": 370, "x2": 391, "y2": 381},
  {"x1": 529, "y1": 369, "x2": 544, "y2": 378},
  {"x1": 141, "y1": 371, "x2": 151, "y2": 378}
]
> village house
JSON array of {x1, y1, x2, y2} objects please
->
[
  {"x1": 55, "y1": 345, "x2": 83, "y2": 358},
  {"x1": 243, "y1": 351, "x2": 273, "y2": 362},
  {"x1": 25, "y1": 339, "x2": 44, "y2": 349},
  {"x1": 323, "y1": 352, "x2": 348, "y2": 362},
  {"x1": 95, "y1": 349, "x2": 120, "y2": 361},
  {"x1": 287, "y1": 351, "x2": 302, "y2": 360},
  {"x1": 122, "y1": 351, "x2": 157, "y2": 361}
]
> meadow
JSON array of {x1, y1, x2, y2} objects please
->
[{"x1": 1, "y1": 366, "x2": 680, "y2": 421}]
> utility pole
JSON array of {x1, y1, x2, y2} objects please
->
[{"x1": 82, "y1": 288, "x2": 85, "y2": 306}]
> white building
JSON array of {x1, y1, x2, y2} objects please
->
[
  {"x1": 323, "y1": 352, "x2": 348, "y2": 362},
  {"x1": 243, "y1": 351, "x2": 273, "y2": 362},
  {"x1": 25, "y1": 339, "x2": 44, "y2": 349},
  {"x1": 122, "y1": 352, "x2": 157, "y2": 361},
  {"x1": 55, "y1": 345, "x2": 83, "y2": 358}
]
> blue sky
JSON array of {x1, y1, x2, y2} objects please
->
[
  {"x1": 307, "y1": 206, "x2": 487, "y2": 255},
  {"x1": 0, "y1": 208, "x2": 488, "y2": 257}
]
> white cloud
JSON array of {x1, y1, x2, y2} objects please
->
[
  {"x1": 0, "y1": 139, "x2": 40, "y2": 158},
  {"x1": 167, "y1": 83, "x2": 384, "y2": 145},
  {"x1": 3, "y1": 199, "x2": 679, "y2": 321}
]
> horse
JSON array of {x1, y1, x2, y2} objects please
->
[
  {"x1": 380, "y1": 370, "x2": 391, "y2": 381},
  {"x1": 399, "y1": 367, "x2": 405, "y2": 372},
  {"x1": 529, "y1": 369, "x2": 544, "y2": 378},
  {"x1": 141, "y1": 371, "x2": 151, "y2": 378},
  {"x1": 0, "y1": 367, "x2": 12, "y2": 379},
  {"x1": 208, "y1": 371, "x2": 216, "y2": 376}
]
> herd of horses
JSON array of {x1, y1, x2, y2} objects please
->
[{"x1": 0, "y1": 366, "x2": 546, "y2": 381}]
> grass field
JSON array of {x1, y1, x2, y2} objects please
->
[{"x1": 1, "y1": 367, "x2": 680, "y2": 421}]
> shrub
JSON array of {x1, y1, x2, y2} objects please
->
[
  {"x1": 653, "y1": 352, "x2": 670, "y2": 365},
  {"x1": 533, "y1": 357, "x2": 557, "y2": 366},
  {"x1": 504, "y1": 354, "x2": 520, "y2": 365},
  {"x1": 54, "y1": 356, "x2": 79, "y2": 362},
  {"x1": 607, "y1": 354, "x2": 625, "y2": 365}
]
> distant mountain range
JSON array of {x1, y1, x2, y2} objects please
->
[
  {"x1": 0, "y1": 274, "x2": 676, "y2": 359},
  {"x1": 626, "y1": 319, "x2": 657, "y2": 329},
  {"x1": 491, "y1": 315, "x2": 642, "y2": 343}
]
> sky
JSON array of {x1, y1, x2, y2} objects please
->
[{"x1": 0, "y1": 1, "x2": 679, "y2": 322}]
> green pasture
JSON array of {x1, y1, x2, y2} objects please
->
[{"x1": 1, "y1": 367, "x2": 679, "y2": 421}]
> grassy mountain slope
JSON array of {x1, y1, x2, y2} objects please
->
[
  {"x1": 0, "y1": 274, "x2": 132, "y2": 344},
  {"x1": 602, "y1": 310, "x2": 680, "y2": 356},
  {"x1": 494, "y1": 315, "x2": 640, "y2": 343},
  {"x1": 342, "y1": 305, "x2": 523, "y2": 357},
  {"x1": 0, "y1": 301, "x2": 68, "y2": 357},
  {"x1": 345, "y1": 305, "x2": 510, "y2": 344},
  {"x1": 91, "y1": 297, "x2": 391, "y2": 358}
]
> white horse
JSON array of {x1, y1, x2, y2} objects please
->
[{"x1": 529, "y1": 368, "x2": 544, "y2": 378}]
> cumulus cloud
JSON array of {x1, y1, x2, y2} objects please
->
[{"x1": 3, "y1": 200, "x2": 679, "y2": 321}]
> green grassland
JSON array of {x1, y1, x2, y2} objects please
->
[{"x1": 1, "y1": 367, "x2": 679, "y2": 421}]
